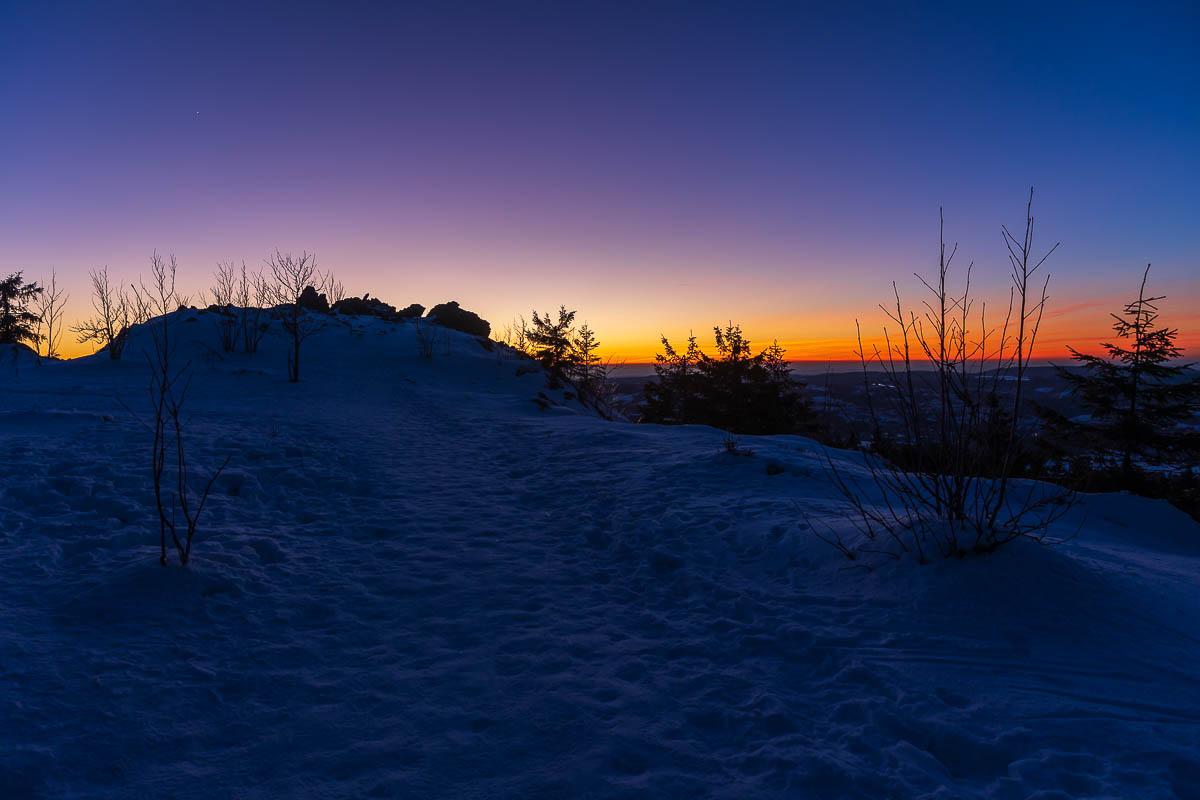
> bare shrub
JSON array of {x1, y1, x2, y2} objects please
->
[
  {"x1": 34, "y1": 270, "x2": 68, "y2": 359},
  {"x1": 210, "y1": 260, "x2": 241, "y2": 352},
  {"x1": 237, "y1": 263, "x2": 269, "y2": 354},
  {"x1": 500, "y1": 315, "x2": 533, "y2": 356},
  {"x1": 586, "y1": 354, "x2": 627, "y2": 419},
  {"x1": 825, "y1": 190, "x2": 1074, "y2": 562},
  {"x1": 126, "y1": 286, "x2": 152, "y2": 326},
  {"x1": 592, "y1": 355, "x2": 624, "y2": 407},
  {"x1": 322, "y1": 270, "x2": 346, "y2": 305},
  {"x1": 415, "y1": 316, "x2": 439, "y2": 359},
  {"x1": 262, "y1": 250, "x2": 325, "y2": 382},
  {"x1": 132, "y1": 253, "x2": 188, "y2": 323},
  {"x1": 138, "y1": 254, "x2": 229, "y2": 566},
  {"x1": 211, "y1": 260, "x2": 237, "y2": 312},
  {"x1": 723, "y1": 435, "x2": 754, "y2": 457},
  {"x1": 74, "y1": 266, "x2": 132, "y2": 360}
]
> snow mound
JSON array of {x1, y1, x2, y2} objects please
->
[
  {"x1": 0, "y1": 342, "x2": 44, "y2": 380},
  {"x1": 1, "y1": 311, "x2": 1198, "y2": 798}
]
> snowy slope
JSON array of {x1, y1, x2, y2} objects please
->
[{"x1": 1, "y1": 308, "x2": 1198, "y2": 799}]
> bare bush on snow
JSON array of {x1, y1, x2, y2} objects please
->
[{"x1": 823, "y1": 191, "x2": 1075, "y2": 562}]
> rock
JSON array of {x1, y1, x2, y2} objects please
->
[
  {"x1": 297, "y1": 285, "x2": 329, "y2": 312},
  {"x1": 425, "y1": 301, "x2": 490, "y2": 338},
  {"x1": 397, "y1": 303, "x2": 425, "y2": 319},
  {"x1": 331, "y1": 294, "x2": 397, "y2": 318}
]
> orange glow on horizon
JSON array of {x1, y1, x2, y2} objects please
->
[
  {"x1": 36, "y1": 248, "x2": 1200, "y2": 367},
  {"x1": 50, "y1": 304, "x2": 1200, "y2": 367},
  {"x1": 593, "y1": 334, "x2": 1200, "y2": 367}
]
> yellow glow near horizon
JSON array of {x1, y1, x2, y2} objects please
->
[{"x1": 47, "y1": 288, "x2": 1200, "y2": 365}]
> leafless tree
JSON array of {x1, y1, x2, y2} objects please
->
[
  {"x1": 323, "y1": 270, "x2": 346, "y2": 305},
  {"x1": 136, "y1": 252, "x2": 186, "y2": 324},
  {"x1": 262, "y1": 250, "x2": 325, "y2": 382},
  {"x1": 126, "y1": 287, "x2": 152, "y2": 326},
  {"x1": 35, "y1": 270, "x2": 69, "y2": 359},
  {"x1": 236, "y1": 263, "x2": 269, "y2": 354},
  {"x1": 823, "y1": 190, "x2": 1073, "y2": 562},
  {"x1": 211, "y1": 261, "x2": 237, "y2": 307},
  {"x1": 591, "y1": 354, "x2": 626, "y2": 419},
  {"x1": 414, "y1": 316, "x2": 439, "y2": 359},
  {"x1": 210, "y1": 261, "x2": 240, "y2": 352},
  {"x1": 73, "y1": 266, "x2": 132, "y2": 360},
  {"x1": 138, "y1": 254, "x2": 229, "y2": 566},
  {"x1": 500, "y1": 315, "x2": 533, "y2": 356}
]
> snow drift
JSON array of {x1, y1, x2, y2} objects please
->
[{"x1": 1, "y1": 308, "x2": 1198, "y2": 798}]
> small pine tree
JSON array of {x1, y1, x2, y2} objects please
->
[
  {"x1": 642, "y1": 323, "x2": 812, "y2": 434},
  {"x1": 643, "y1": 332, "x2": 701, "y2": 424},
  {"x1": 1053, "y1": 265, "x2": 1200, "y2": 473},
  {"x1": 751, "y1": 338, "x2": 813, "y2": 433},
  {"x1": 528, "y1": 305, "x2": 578, "y2": 381},
  {"x1": 694, "y1": 323, "x2": 754, "y2": 426},
  {"x1": 570, "y1": 322, "x2": 604, "y2": 395},
  {"x1": 0, "y1": 272, "x2": 43, "y2": 348},
  {"x1": 761, "y1": 339, "x2": 790, "y2": 384}
]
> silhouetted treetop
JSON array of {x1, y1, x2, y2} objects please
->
[
  {"x1": 0, "y1": 272, "x2": 42, "y2": 348},
  {"x1": 643, "y1": 323, "x2": 812, "y2": 435}
]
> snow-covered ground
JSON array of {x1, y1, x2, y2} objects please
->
[{"x1": 1, "y1": 310, "x2": 1198, "y2": 799}]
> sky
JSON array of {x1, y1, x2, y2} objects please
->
[{"x1": 2, "y1": 0, "x2": 1198, "y2": 362}]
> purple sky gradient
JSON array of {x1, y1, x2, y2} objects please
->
[{"x1": 3, "y1": 1, "x2": 1197, "y2": 359}]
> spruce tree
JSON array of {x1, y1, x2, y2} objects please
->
[
  {"x1": 0, "y1": 272, "x2": 43, "y2": 348},
  {"x1": 1054, "y1": 265, "x2": 1200, "y2": 473},
  {"x1": 695, "y1": 323, "x2": 756, "y2": 427},
  {"x1": 642, "y1": 324, "x2": 812, "y2": 434},
  {"x1": 643, "y1": 332, "x2": 701, "y2": 424},
  {"x1": 570, "y1": 322, "x2": 604, "y2": 395},
  {"x1": 528, "y1": 305, "x2": 577, "y2": 379}
]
